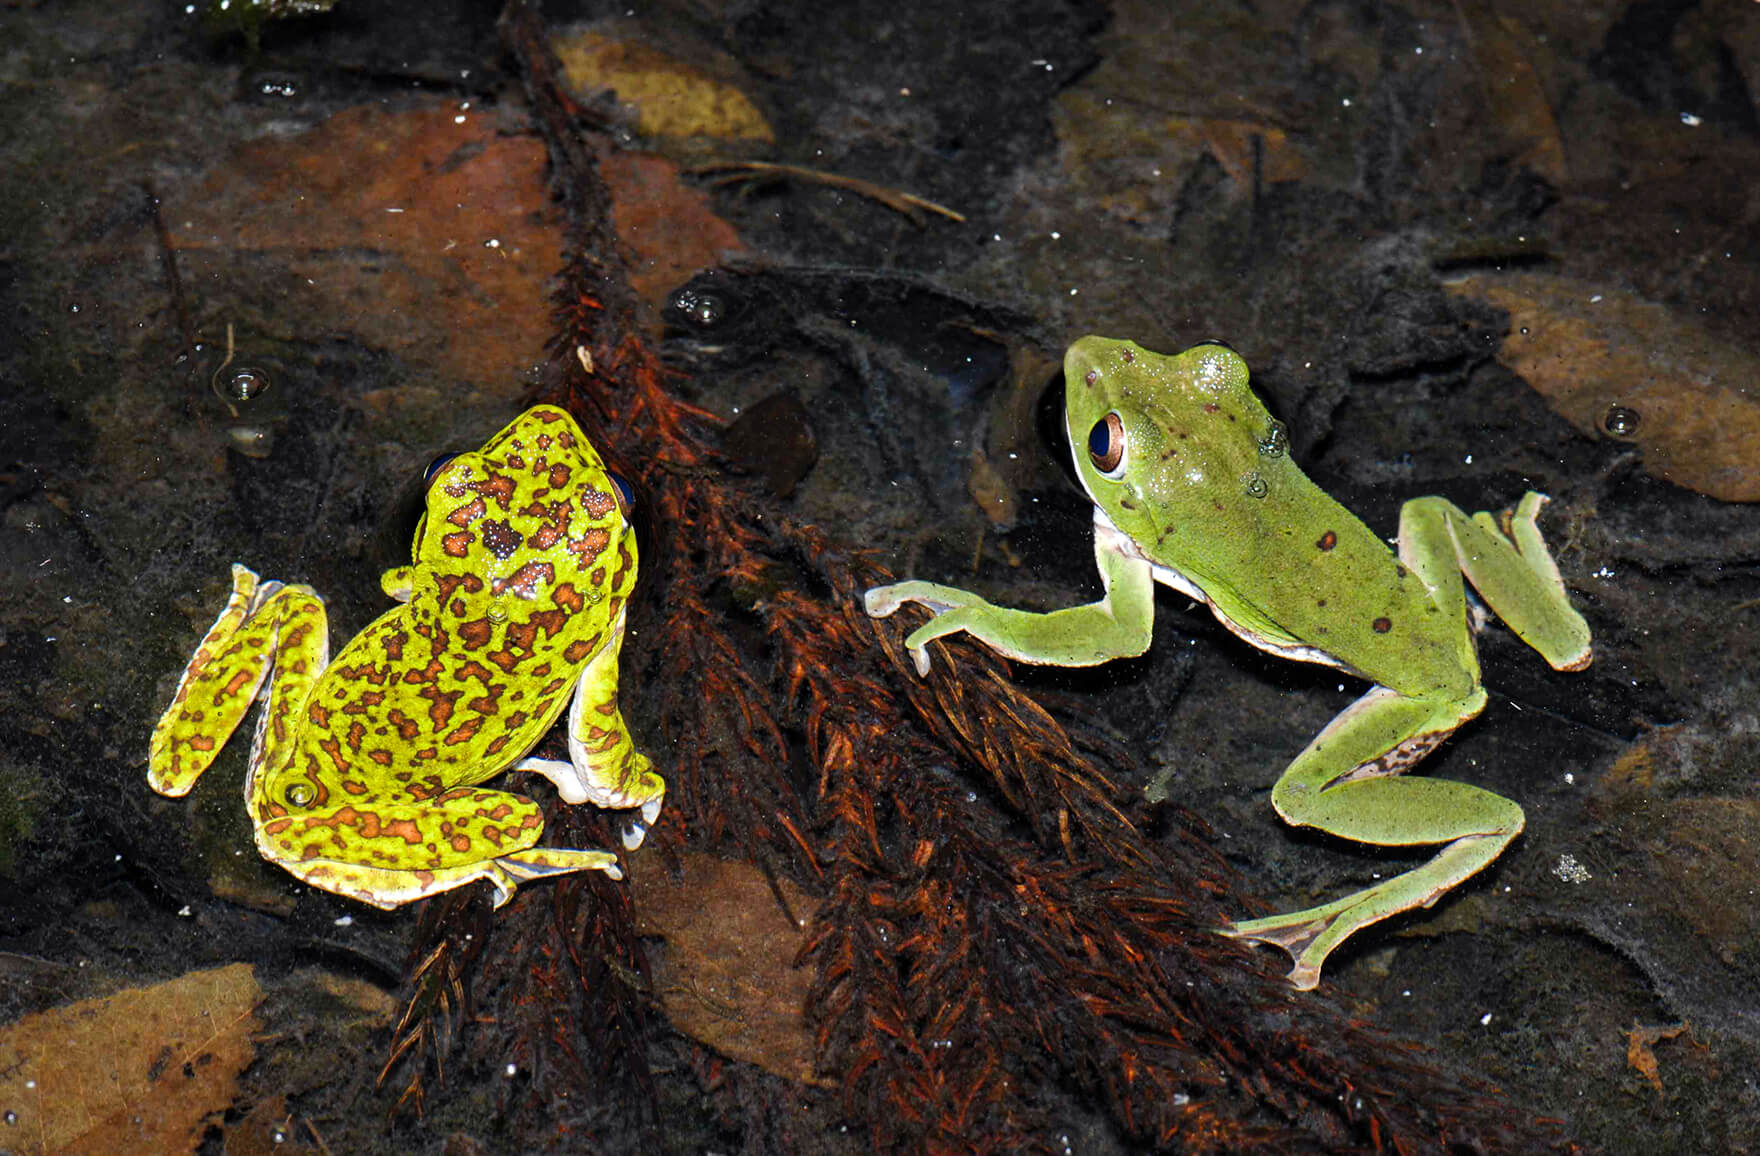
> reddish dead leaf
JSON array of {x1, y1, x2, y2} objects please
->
[
  {"x1": 600, "y1": 151, "x2": 747, "y2": 322},
  {"x1": 630, "y1": 852, "x2": 827, "y2": 1087},
  {"x1": 168, "y1": 104, "x2": 561, "y2": 390},
  {"x1": 168, "y1": 102, "x2": 739, "y2": 380},
  {"x1": 1448, "y1": 272, "x2": 1760, "y2": 501},
  {"x1": 0, "y1": 963, "x2": 262, "y2": 1155}
]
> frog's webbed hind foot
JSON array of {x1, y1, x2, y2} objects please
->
[{"x1": 1220, "y1": 900, "x2": 1357, "y2": 991}]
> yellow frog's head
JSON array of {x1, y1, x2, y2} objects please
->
[{"x1": 413, "y1": 405, "x2": 633, "y2": 619}]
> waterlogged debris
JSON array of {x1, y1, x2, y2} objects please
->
[
  {"x1": 1453, "y1": 0, "x2": 1567, "y2": 185},
  {"x1": 721, "y1": 391, "x2": 817, "y2": 497},
  {"x1": 1447, "y1": 272, "x2": 1760, "y2": 501},
  {"x1": 198, "y1": 0, "x2": 338, "y2": 50},
  {"x1": 1625, "y1": 1022, "x2": 1710, "y2": 1098}
]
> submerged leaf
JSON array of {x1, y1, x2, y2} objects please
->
[
  {"x1": 1449, "y1": 272, "x2": 1760, "y2": 501},
  {"x1": 0, "y1": 963, "x2": 262, "y2": 1154}
]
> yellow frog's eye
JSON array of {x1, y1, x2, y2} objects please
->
[
  {"x1": 284, "y1": 781, "x2": 316, "y2": 808},
  {"x1": 606, "y1": 470, "x2": 636, "y2": 515},
  {"x1": 423, "y1": 452, "x2": 460, "y2": 484},
  {"x1": 1087, "y1": 412, "x2": 1126, "y2": 476}
]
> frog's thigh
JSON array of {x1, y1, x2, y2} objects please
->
[
  {"x1": 1399, "y1": 494, "x2": 1591, "y2": 671},
  {"x1": 150, "y1": 573, "x2": 328, "y2": 796},
  {"x1": 279, "y1": 788, "x2": 619, "y2": 909}
]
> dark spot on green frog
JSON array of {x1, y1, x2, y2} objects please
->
[
  {"x1": 1317, "y1": 530, "x2": 1338, "y2": 551},
  {"x1": 1372, "y1": 617, "x2": 1393, "y2": 633}
]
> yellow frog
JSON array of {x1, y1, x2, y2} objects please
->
[{"x1": 148, "y1": 406, "x2": 665, "y2": 910}]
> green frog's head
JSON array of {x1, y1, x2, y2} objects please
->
[{"x1": 1063, "y1": 336, "x2": 1281, "y2": 550}]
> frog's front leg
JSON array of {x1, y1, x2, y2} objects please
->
[
  {"x1": 865, "y1": 526, "x2": 1156, "y2": 675},
  {"x1": 516, "y1": 609, "x2": 666, "y2": 850},
  {"x1": 262, "y1": 787, "x2": 623, "y2": 910},
  {"x1": 149, "y1": 564, "x2": 328, "y2": 797},
  {"x1": 1222, "y1": 683, "x2": 1510, "y2": 989}
]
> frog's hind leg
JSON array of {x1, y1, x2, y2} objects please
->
[
  {"x1": 149, "y1": 565, "x2": 327, "y2": 797},
  {"x1": 266, "y1": 786, "x2": 622, "y2": 910},
  {"x1": 1221, "y1": 684, "x2": 1520, "y2": 990},
  {"x1": 1402, "y1": 493, "x2": 1592, "y2": 672},
  {"x1": 514, "y1": 609, "x2": 665, "y2": 851}
]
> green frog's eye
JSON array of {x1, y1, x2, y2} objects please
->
[
  {"x1": 1088, "y1": 412, "x2": 1126, "y2": 475},
  {"x1": 423, "y1": 452, "x2": 460, "y2": 484},
  {"x1": 607, "y1": 470, "x2": 637, "y2": 514}
]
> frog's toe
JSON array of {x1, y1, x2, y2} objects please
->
[
  {"x1": 909, "y1": 644, "x2": 933, "y2": 677},
  {"x1": 864, "y1": 587, "x2": 899, "y2": 618},
  {"x1": 621, "y1": 798, "x2": 662, "y2": 850},
  {"x1": 500, "y1": 848, "x2": 624, "y2": 885}
]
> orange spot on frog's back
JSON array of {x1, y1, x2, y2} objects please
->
[
  {"x1": 471, "y1": 472, "x2": 517, "y2": 506},
  {"x1": 443, "y1": 716, "x2": 485, "y2": 745},
  {"x1": 457, "y1": 619, "x2": 494, "y2": 649},
  {"x1": 552, "y1": 582, "x2": 585, "y2": 614},
  {"x1": 447, "y1": 496, "x2": 487, "y2": 527},
  {"x1": 384, "y1": 817, "x2": 423, "y2": 844}
]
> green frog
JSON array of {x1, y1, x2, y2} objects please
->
[
  {"x1": 867, "y1": 337, "x2": 1591, "y2": 989},
  {"x1": 149, "y1": 405, "x2": 665, "y2": 910}
]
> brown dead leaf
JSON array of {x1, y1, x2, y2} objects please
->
[
  {"x1": 1184, "y1": 118, "x2": 1308, "y2": 190},
  {"x1": 1446, "y1": 272, "x2": 1760, "y2": 501},
  {"x1": 1055, "y1": 89, "x2": 1306, "y2": 224},
  {"x1": 1454, "y1": 1, "x2": 1567, "y2": 185},
  {"x1": 630, "y1": 853, "x2": 827, "y2": 1086},
  {"x1": 0, "y1": 963, "x2": 262, "y2": 1155},
  {"x1": 220, "y1": 1093, "x2": 318, "y2": 1156}
]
